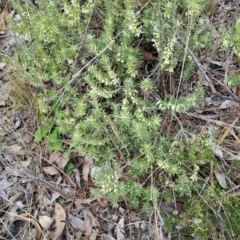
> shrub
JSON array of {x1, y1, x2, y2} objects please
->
[{"x1": 6, "y1": 0, "x2": 240, "y2": 237}]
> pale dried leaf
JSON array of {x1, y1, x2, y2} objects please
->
[
  {"x1": 0, "y1": 189, "x2": 8, "y2": 204},
  {"x1": 14, "y1": 118, "x2": 21, "y2": 129},
  {"x1": 0, "y1": 81, "x2": 11, "y2": 101},
  {"x1": 73, "y1": 168, "x2": 81, "y2": 188},
  {"x1": 0, "y1": 100, "x2": 6, "y2": 106},
  {"x1": 75, "y1": 197, "x2": 96, "y2": 205},
  {"x1": 49, "y1": 150, "x2": 62, "y2": 163},
  {"x1": 118, "y1": 207, "x2": 125, "y2": 214},
  {"x1": 22, "y1": 132, "x2": 33, "y2": 143},
  {"x1": 97, "y1": 196, "x2": 108, "y2": 208},
  {"x1": 48, "y1": 192, "x2": 61, "y2": 205},
  {"x1": 115, "y1": 218, "x2": 125, "y2": 240},
  {"x1": 7, "y1": 144, "x2": 23, "y2": 153},
  {"x1": 84, "y1": 210, "x2": 92, "y2": 238},
  {"x1": 213, "y1": 170, "x2": 227, "y2": 188},
  {"x1": 39, "y1": 215, "x2": 54, "y2": 230},
  {"x1": 140, "y1": 221, "x2": 147, "y2": 231},
  {"x1": 19, "y1": 159, "x2": 31, "y2": 168},
  {"x1": 55, "y1": 155, "x2": 69, "y2": 169},
  {"x1": 0, "y1": 62, "x2": 6, "y2": 69},
  {"x1": 15, "y1": 149, "x2": 26, "y2": 156},
  {"x1": 83, "y1": 155, "x2": 94, "y2": 182},
  {"x1": 5, "y1": 166, "x2": 22, "y2": 177},
  {"x1": 226, "y1": 154, "x2": 240, "y2": 161},
  {"x1": 43, "y1": 166, "x2": 60, "y2": 175},
  {"x1": 115, "y1": 226, "x2": 125, "y2": 240},
  {"x1": 52, "y1": 203, "x2": 66, "y2": 240},
  {"x1": 102, "y1": 234, "x2": 116, "y2": 240},
  {"x1": 212, "y1": 144, "x2": 223, "y2": 158},
  {"x1": 90, "y1": 229, "x2": 99, "y2": 240},
  {"x1": 219, "y1": 100, "x2": 234, "y2": 109},
  {"x1": 9, "y1": 201, "x2": 24, "y2": 221},
  {"x1": 67, "y1": 213, "x2": 85, "y2": 231},
  {"x1": 0, "y1": 178, "x2": 13, "y2": 190}
]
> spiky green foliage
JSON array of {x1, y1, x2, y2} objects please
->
[{"x1": 7, "y1": 0, "x2": 240, "y2": 238}]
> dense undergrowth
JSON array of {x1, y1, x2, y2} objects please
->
[{"x1": 5, "y1": 0, "x2": 240, "y2": 238}]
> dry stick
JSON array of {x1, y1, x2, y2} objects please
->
[
  {"x1": 217, "y1": 115, "x2": 239, "y2": 146},
  {"x1": 177, "y1": 38, "x2": 239, "y2": 102},
  {"x1": 185, "y1": 112, "x2": 240, "y2": 130}
]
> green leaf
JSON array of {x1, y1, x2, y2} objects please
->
[
  {"x1": 47, "y1": 128, "x2": 64, "y2": 152},
  {"x1": 64, "y1": 161, "x2": 74, "y2": 175},
  {"x1": 58, "y1": 197, "x2": 65, "y2": 203},
  {"x1": 34, "y1": 123, "x2": 52, "y2": 142},
  {"x1": 52, "y1": 99, "x2": 62, "y2": 115}
]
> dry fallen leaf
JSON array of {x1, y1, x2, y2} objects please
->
[
  {"x1": 49, "y1": 150, "x2": 62, "y2": 163},
  {"x1": 212, "y1": 144, "x2": 223, "y2": 158},
  {"x1": 218, "y1": 100, "x2": 234, "y2": 109},
  {"x1": 0, "y1": 81, "x2": 11, "y2": 101},
  {"x1": 52, "y1": 203, "x2": 66, "y2": 240},
  {"x1": 138, "y1": 46, "x2": 157, "y2": 61},
  {"x1": 55, "y1": 155, "x2": 69, "y2": 169},
  {"x1": 67, "y1": 213, "x2": 86, "y2": 231},
  {"x1": 83, "y1": 154, "x2": 94, "y2": 182},
  {"x1": 84, "y1": 210, "x2": 92, "y2": 238},
  {"x1": 7, "y1": 144, "x2": 23, "y2": 154},
  {"x1": 19, "y1": 159, "x2": 31, "y2": 168},
  {"x1": 213, "y1": 169, "x2": 227, "y2": 189},
  {"x1": 75, "y1": 197, "x2": 96, "y2": 205},
  {"x1": 97, "y1": 196, "x2": 108, "y2": 208},
  {"x1": 39, "y1": 215, "x2": 54, "y2": 230},
  {"x1": 48, "y1": 192, "x2": 61, "y2": 205},
  {"x1": 73, "y1": 168, "x2": 81, "y2": 188},
  {"x1": 11, "y1": 213, "x2": 42, "y2": 240},
  {"x1": 43, "y1": 166, "x2": 60, "y2": 175},
  {"x1": 115, "y1": 217, "x2": 125, "y2": 240},
  {"x1": 102, "y1": 234, "x2": 116, "y2": 240}
]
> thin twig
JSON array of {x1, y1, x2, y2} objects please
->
[
  {"x1": 177, "y1": 37, "x2": 239, "y2": 102},
  {"x1": 185, "y1": 112, "x2": 240, "y2": 130},
  {"x1": 225, "y1": 184, "x2": 240, "y2": 195}
]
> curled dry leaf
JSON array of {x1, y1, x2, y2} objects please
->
[
  {"x1": 52, "y1": 203, "x2": 66, "y2": 240},
  {"x1": 73, "y1": 168, "x2": 81, "y2": 188},
  {"x1": 11, "y1": 213, "x2": 42, "y2": 240},
  {"x1": 213, "y1": 169, "x2": 227, "y2": 189},
  {"x1": 39, "y1": 215, "x2": 54, "y2": 230},
  {"x1": 82, "y1": 154, "x2": 94, "y2": 182},
  {"x1": 43, "y1": 166, "x2": 60, "y2": 175}
]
